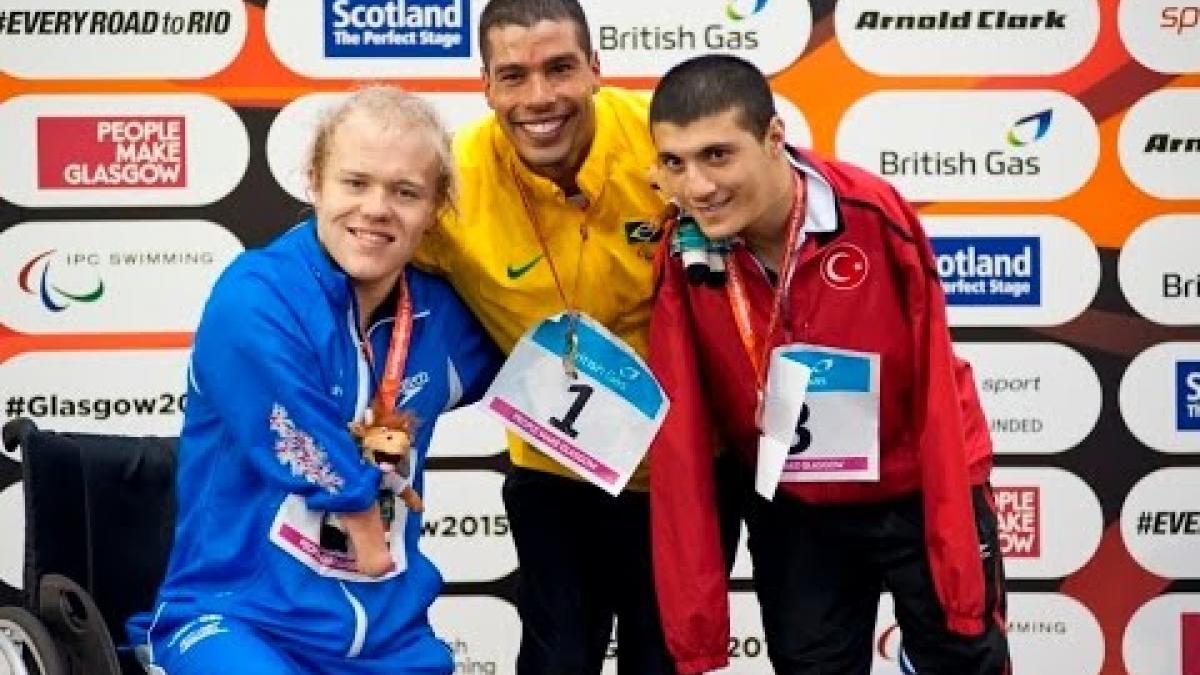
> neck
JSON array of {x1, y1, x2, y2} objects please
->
[
  {"x1": 742, "y1": 160, "x2": 801, "y2": 271},
  {"x1": 354, "y1": 272, "x2": 401, "y2": 333}
]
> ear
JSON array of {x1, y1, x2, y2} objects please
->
[
  {"x1": 481, "y1": 65, "x2": 496, "y2": 110},
  {"x1": 765, "y1": 115, "x2": 786, "y2": 156},
  {"x1": 588, "y1": 50, "x2": 601, "y2": 89}
]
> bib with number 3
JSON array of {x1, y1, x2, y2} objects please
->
[
  {"x1": 483, "y1": 313, "x2": 669, "y2": 495},
  {"x1": 769, "y1": 344, "x2": 880, "y2": 483}
]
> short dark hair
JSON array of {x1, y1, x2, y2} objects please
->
[
  {"x1": 478, "y1": 0, "x2": 592, "y2": 67},
  {"x1": 650, "y1": 54, "x2": 777, "y2": 140}
]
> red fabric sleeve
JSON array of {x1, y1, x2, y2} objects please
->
[
  {"x1": 648, "y1": 253, "x2": 731, "y2": 674},
  {"x1": 891, "y1": 187, "x2": 986, "y2": 636}
]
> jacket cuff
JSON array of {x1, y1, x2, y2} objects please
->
[
  {"x1": 676, "y1": 653, "x2": 729, "y2": 674},
  {"x1": 309, "y1": 463, "x2": 382, "y2": 513},
  {"x1": 946, "y1": 612, "x2": 984, "y2": 637}
]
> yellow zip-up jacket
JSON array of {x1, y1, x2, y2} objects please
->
[{"x1": 415, "y1": 87, "x2": 664, "y2": 490}]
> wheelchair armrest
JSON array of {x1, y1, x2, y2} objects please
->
[
  {"x1": 2, "y1": 417, "x2": 36, "y2": 453},
  {"x1": 37, "y1": 573, "x2": 121, "y2": 675}
]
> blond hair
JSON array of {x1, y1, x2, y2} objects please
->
[{"x1": 307, "y1": 85, "x2": 456, "y2": 211}]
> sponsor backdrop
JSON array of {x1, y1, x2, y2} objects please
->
[{"x1": 0, "y1": 0, "x2": 1197, "y2": 672}]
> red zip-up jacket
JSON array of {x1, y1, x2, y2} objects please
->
[{"x1": 649, "y1": 150, "x2": 994, "y2": 674}]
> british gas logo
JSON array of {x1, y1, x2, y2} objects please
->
[
  {"x1": 17, "y1": 250, "x2": 105, "y2": 312},
  {"x1": 924, "y1": 216, "x2": 1098, "y2": 327},
  {"x1": 589, "y1": 0, "x2": 809, "y2": 77},
  {"x1": 1007, "y1": 109, "x2": 1053, "y2": 147},
  {"x1": 725, "y1": 0, "x2": 768, "y2": 21},
  {"x1": 837, "y1": 91, "x2": 1098, "y2": 201}
]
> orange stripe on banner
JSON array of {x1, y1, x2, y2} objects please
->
[{"x1": 0, "y1": 332, "x2": 193, "y2": 366}]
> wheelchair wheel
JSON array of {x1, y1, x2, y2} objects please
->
[{"x1": 0, "y1": 606, "x2": 66, "y2": 675}]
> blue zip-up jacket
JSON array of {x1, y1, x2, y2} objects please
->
[{"x1": 127, "y1": 219, "x2": 500, "y2": 672}]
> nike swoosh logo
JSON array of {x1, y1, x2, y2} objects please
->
[{"x1": 506, "y1": 254, "x2": 544, "y2": 279}]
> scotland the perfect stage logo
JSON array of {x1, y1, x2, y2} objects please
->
[{"x1": 324, "y1": 0, "x2": 469, "y2": 58}]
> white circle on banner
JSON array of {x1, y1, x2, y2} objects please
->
[
  {"x1": 836, "y1": 91, "x2": 1099, "y2": 202},
  {"x1": 1121, "y1": 468, "x2": 1200, "y2": 578},
  {"x1": 1118, "y1": 89, "x2": 1200, "y2": 200},
  {"x1": 923, "y1": 215, "x2": 1100, "y2": 327},
  {"x1": 419, "y1": 470, "x2": 515, "y2": 583},
  {"x1": 428, "y1": 595, "x2": 520, "y2": 675},
  {"x1": 267, "y1": 92, "x2": 492, "y2": 203},
  {"x1": 1120, "y1": 342, "x2": 1200, "y2": 453},
  {"x1": 872, "y1": 593, "x2": 1101, "y2": 674},
  {"x1": 1124, "y1": 593, "x2": 1200, "y2": 675},
  {"x1": 1118, "y1": 0, "x2": 1200, "y2": 74},
  {"x1": 1119, "y1": 215, "x2": 1200, "y2": 326},
  {"x1": 0, "y1": 220, "x2": 242, "y2": 334},
  {"x1": 0, "y1": 351, "x2": 190, "y2": 436},
  {"x1": 0, "y1": 0, "x2": 246, "y2": 79},
  {"x1": 836, "y1": 0, "x2": 1099, "y2": 76},
  {"x1": 991, "y1": 467, "x2": 1102, "y2": 579},
  {"x1": 428, "y1": 402, "x2": 507, "y2": 459},
  {"x1": 0, "y1": 94, "x2": 249, "y2": 208},
  {"x1": 954, "y1": 342, "x2": 1101, "y2": 454}
]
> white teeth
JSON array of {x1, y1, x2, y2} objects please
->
[
  {"x1": 523, "y1": 119, "x2": 563, "y2": 135},
  {"x1": 349, "y1": 228, "x2": 392, "y2": 244}
]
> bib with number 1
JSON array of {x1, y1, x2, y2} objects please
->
[
  {"x1": 483, "y1": 313, "x2": 669, "y2": 495},
  {"x1": 768, "y1": 344, "x2": 881, "y2": 483}
]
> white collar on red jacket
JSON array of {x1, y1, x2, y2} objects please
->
[{"x1": 787, "y1": 151, "x2": 838, "y2": 249}]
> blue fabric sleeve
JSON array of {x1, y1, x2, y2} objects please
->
[{"x1": 189, "y1": 266, "x2": 381, "y2": 513}]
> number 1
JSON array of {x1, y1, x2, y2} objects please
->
[{"x1": 549, "y1": 383, "x2": 594, "y2": 438}]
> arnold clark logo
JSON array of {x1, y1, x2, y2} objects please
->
[
  {"x1": 324, "y1": 0, "x2": 468, "y2": 58},
  {"x1": 925, "y1": 216, "x2": 1098, "y2": 327},
  {"x1": 874, "y1": 593, "x2": 1103, "y2": 674},
  {"x1": 1122, "y1": 468, "x2": 1200, "y2": 579},
  {"x1": 955, "y1": 342, "x2": 1101, "y2": 455},
  {"x1": 837, "y1": 0, "x2": 1098, "y2": 76},
  {"x1": 0, "y1": 220, "x2": 242, "y2": 334},
  {"x1": 836, "y1": 91, "x2": 1098, "y2": 202},
  {"x1": 1119, "y1": 1, "x2": 1200, "y2": 74},
  {"x1": 1124, "y1": 594, "x2": 1200, "y2": 675},
  {"x1": 1119, "y1": 215, "x2": 1200, "y2": 326},
  {"x1": 992, "y1": 467, "x2": 1101, "y2": 579},
  {"x1": 1119, "y1": 88, "x2": 1200, "y2": 199},
  {"x1": 0, "y1": 94, "x2": 247, "y2": 208},
  {"x1": 1120, "y1": 343, "x2": 1200, "y2": 453},
  {"x1": 0, "y1": 0, "x2": 245, "y2": 79}
]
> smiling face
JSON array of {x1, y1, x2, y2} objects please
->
[
  {"x1": 482, "y1": 19, "x2": 600, "y2": 187},
  {"x1": 310, "y1": 110, "x2": 441, "y2": 307},
  {"x1": 652, "y1": 108, "x2": 791, "y2": 242}
]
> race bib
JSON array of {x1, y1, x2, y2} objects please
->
[
  {"x1": 483, "y1": 312, "x2": 669, "y2": 495},
  {"x1": 269, "y1": 455, "x2": 413, "y2": 582},
  {"x1": 766, "y1": 343, "x2": 880, "y2": 484}
]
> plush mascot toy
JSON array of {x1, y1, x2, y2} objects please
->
[{"x1": 349, "y1": 405, "x2": 424, "y2": 512}]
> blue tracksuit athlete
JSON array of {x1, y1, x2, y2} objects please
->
[{"x1": 126, "y1": 219, "x2": 499, "y2": 674}]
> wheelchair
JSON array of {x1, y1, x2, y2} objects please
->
[{"x1": 0, "y1": 418, "x2": 177, "y2": 675}]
